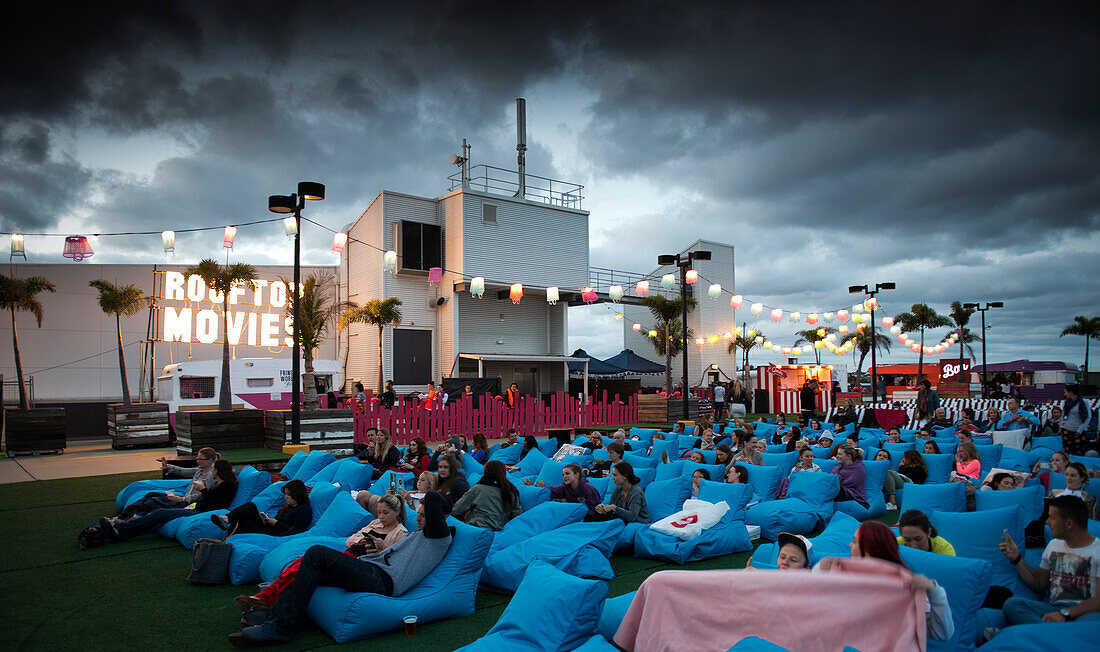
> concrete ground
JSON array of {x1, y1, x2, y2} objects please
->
[{"x1": 0, "y1": 438, "x2": 175, "y2": 484}]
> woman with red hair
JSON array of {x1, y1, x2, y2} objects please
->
[{"x1": 816, "y1": 521, "x2": 955, "y2": 641}]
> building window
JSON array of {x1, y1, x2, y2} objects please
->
[
  {"x1": 482, "y1": 204, "x2": 498, "y2": 224},
  {"x1": 246, "y1": 378, "x2": 273, "y2": 388},
  {"x1": 180, "y1": 376, "x2": 215, "y2": 399},
  {"x1": 393, "y1": 329, "x2": 432, "y2": 385},
  {"x1": 458, "y1": 358, "x2": 480, "y2": 375},
  {"x1": 398, "y1": 220, "x2": 442, "y2": 273}
]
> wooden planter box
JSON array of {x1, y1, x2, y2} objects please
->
[
  {"x1": 176, "y1": 409, "x2": 266, "y2": 455},
  {"x1": 5, "y1": 407, "x2": 67, "y2": 454},
  {"x1": 265, "y1": 409, "x2": 355, "y2": 455},
  {"x1": 637, "y1": 396, "x2": 700, "y2": 424},
  {"x1": 107, "y1": 403, "x2": 170, "y2": 449}
]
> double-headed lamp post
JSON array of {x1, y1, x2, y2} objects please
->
[
  {"x1": 657, "y1": 250, "x2": 711, "y2": 420},
  {"x1": 268, "y1": 181, "x2": 325, "y2": 446},
  {"x1": 848, "y1": 282, "x2": 895, "y2": 404},
  {"x1": 962, "y1": 301, "x2": 1003, "y2": 394}
]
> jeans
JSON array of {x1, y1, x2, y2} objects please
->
[
  {"x1": 113, "y1": 507, "x2": 192, "y2": 541},
  {"x1": 270, "y1": 545, "x2": 393, "y2": 636},
  {"x1": 117, "y1": 495, "x2": 177, "y2": 519},
  {"x1": 1003, "y1": 597, "x2": 1100, "y2": 624}
]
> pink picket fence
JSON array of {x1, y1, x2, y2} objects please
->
[{"x1": 353, "y1": 391, "x2": 639, "y2": 445}]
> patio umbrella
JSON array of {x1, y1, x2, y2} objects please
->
[
  {"x1": 568, "y1": 349, "x2": 628, "y2": 375},
  {"x1": 601, "y1": 349, "x2": 666, "y2": 375}
]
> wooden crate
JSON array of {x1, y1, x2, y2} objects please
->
[
  {"x1": 5, "y1": 407, "x2": 66, "y2": 454},
  {"x1": 176, "y1": 409, "x2": 266, "y2": 455},
  {"x1": 107, "y1": 403, "x2": 170, "y2": 449},
  {"x1": 637, "y1": 395, "x2": 668, "y2": 423},
  {"x1": 265, "y1": 409, "x2": 355, "y2": 455}
]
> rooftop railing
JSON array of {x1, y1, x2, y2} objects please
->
[{"x1": 448, "y1": 164, "x2": 585, "y2": 210}]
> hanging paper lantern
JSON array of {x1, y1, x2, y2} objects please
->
[
  {"x1": 283, "y1": 216, "x2": 298, "y2": 238},
  {"x1": 792, "y1": 346, "x2": 802, "y2": 355},
  {"x1": 509, "y1": 283, "x2": 523, "y2": 304},
  {"x1": 635, "y1": 280, "x2": 650, "y2": 296},
  {"x1": 770, "y1": 308, "x2": 783, "y2": 322},
  {"x1": 851, "y1": 303, "x2": 863, "y2": 314},
  {"x1": 882, "y1": 316, "x2": 894, "y2": 327},
  {"x1": 615, "y1": 312, "x2": 624, "y2": 320},
  {"x1": 838, "y1": 324, "x2": 850, "y2": 334},
  {"x1": 62, "y1": 235, "x2": 94, "y2": 261},
  {"x1": 707, "y1": 284, "x2": 721, "y2": 299},
  {"x1": 581, "y1": 287, "x2": 598, "y2": 303},
  {"x1": 383, "y1": 250, "x2": 397, "y2": 273},
  {"x1": 660, "y1": 273, "x2": 676, "y2": 288},
  {"x1": 609, "y1": 285, "x2": 624, "y2": 302},
  {"x1": 889, "y1": 325, "x2": 901, "y2": 335},
  {"x1": 754, "y1": 336, "x2": 764, "y2": 344},
  {"x1": 734, "y1": 326, "x2": 742, "y2": 336},
  {"x1": 763, "y1": 341, "x2": 772, "y2": 349},
  {"x1": 910, "y1": 344, "x2": 920, "y2": 352},
  {"x1": 648, "y1": 330, "x2": 658, "y2": 338},
  {"x1": 865, "y1": 297, "x2": 878, "y2": 311},
  {"x1": 923, "y1": 347, "x2": 933, "y2": 355},
  {"x1": 823, "y1": 312, "x2": 834, "y2": 322},
  {"x1": 470, "y1": 277, "x2": 485, "y2": 298},
  {"x1": 782, "y1": 347, "x2": 792, "y2": 355},
  {"x1": 696, "y1": 338, "x2": 704, "y2": 345},
  {"x1": 685, "y1": 270, "x2": 699, "y2": 285},
  {"x1": 632, "y1": 323, "x2": 642, "y2": 333},
  {"x1": 750, "y1": 303, "x2": 764, "y2": 316},
  {"x1": 161, "y1": 231, "x2": 175, "y2": 256},
  {"x1": 546, "y1": 286, "x2": 559, "y2": 305},
  {"x1": 825, "y1": 333, "x2": 837, "y2": 342},
  {"x1": 427, "y1": 267, "x2": 443, "y2": 286},
  {"x1": 709, "y1": 335, "x2": 719, "y2": 344},
  {"x1": 856, "y1": 323, "x2": 867, "y2": 331},
  {"x1": 223, "y1": 226, "x2": 237, "y2": 249},
  {"x1": 730, "y1": 294, "x2": 743, "y2": 309},
  {"x1": 814, "y1": 340, "x2": 825, "y2": 349},
  {"x1": 836, "y1": 309, "x2": 850, "y2": 322},
  {"x1": 790, "y1": 311, "x2": 801, "y2": 323},
  {"x1": 331, "y1": 232, "x2": 347, "y2": 253},
  {"x1": 723, "y1": 331, "x2": 732, "y2": 339},
  {"x1": 806, "y1": 313, "x2": 819, "y2": 325},
  {"x1": 10, "y1": 233, "x2": 26, "y2": 260}
]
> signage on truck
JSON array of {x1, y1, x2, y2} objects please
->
[
  {"x1": 939, "y1": 359, "x2": 971, "y2": 382},
  {"x1": 156, "y1": 271, "x2": 295, "y2": 346}
]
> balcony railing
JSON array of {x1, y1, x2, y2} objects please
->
[{"x1": 448, "y1": 164, "x2": 585, "y2": 210}]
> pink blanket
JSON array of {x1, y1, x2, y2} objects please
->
[{"x1": 614, "y1": 558, "x2": 926, "y2": 652}]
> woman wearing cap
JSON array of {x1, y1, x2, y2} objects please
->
[
  {"x1": 594, "y1": 462, "x2": 650, "y2": 523},
  {"x1": 817, "y1": 521, "x2": 954, "y2": 641},
  {"x1": 831, "y1": 445, "x2": 868, "y2": 508}
]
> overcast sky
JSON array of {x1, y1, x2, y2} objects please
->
[{"x1": 2, "y1": 2, "x2": 1097, "y2": 370}]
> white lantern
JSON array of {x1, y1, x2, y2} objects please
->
[
  {"x1": 696, "y1": 338, "x2": 704, "y2": 345},
  {"x1": 661, "y1": 273, "x2": 676, "y2": 288},
  {"x1": 161, "y1": 231, "x2": 175, "y2": 256},
  {"x1": 889, "y1": 325, "x2": 901, "y2": 335},
  {"x1": 470, "y1": 277, "x2": 486, "y2": 298},
  {"x1": 825, "y1": 333, "x2": 837, "y2": 342},
  {"x1": 789, "y1": 311, "x2": 801, "y2": 323},
  {"x1": 882, "y1": 316, "x2": 894, "y2": 327},
  {"x1": 750, "y1": 303, "x2": 764, "y2": 316},
  {"x1": 609, "y1": 285, "x2": 623, "y2": 302},
  {"x1": 852, "y1": 303, "x2": 864, "y2": 314},
  {"x1": 331, "y1": 232, "x2": 347, "y2": 253},
  {"x1": 546, "y1": 286, "x2": 560, "y2": 305},
  {"x1": 383, "y1": 250, "x2": 398, "y2": 273},
  {"x1": 283, "y1": 216, "x2": 297, "y2": 238},
  {"x1": 839, "y1": 324, "x2": 850, "y2": 334},
  {"x1": 754, "y1": 336, "x2": 764, "y2": 344},
  {"x1": 707, "y1": 284, "x2": 721, "y2": 299},
  {"x1": 823, "y1": 312, "x2": 834, "y2": 322}
]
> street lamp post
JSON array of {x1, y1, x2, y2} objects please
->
[
  {"x1": 268, "y1": 181, "x2": 325, "y2": 446},
  {"x1": 658, "y1": 250, "x2": 710, "y2": 420},
  {"x1": 962, "y1": 301, "x2": 1003, "y2": 395},
  {"x1": 848, "y1": 282, "x2": 895, "y2": 404}
]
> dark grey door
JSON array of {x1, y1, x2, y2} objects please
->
[{"x1": 393, "y1": 329, "x2": 432, "y2": 385}]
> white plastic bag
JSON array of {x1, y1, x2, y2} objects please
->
[{"x1": 648, "y1": 498, "x2": 730, "y2": 541}]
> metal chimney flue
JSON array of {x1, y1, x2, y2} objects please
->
[{"x1": 515, "y1": 98, "x2": 526, "y2": 199}]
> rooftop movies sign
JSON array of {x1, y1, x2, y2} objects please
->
[{"x1": 157, "y1": 271, "x2": 294, "y2": 346}]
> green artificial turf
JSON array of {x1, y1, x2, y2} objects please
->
[{"x1": 1, "y1": 472, "x2": 896, "y2": 651}]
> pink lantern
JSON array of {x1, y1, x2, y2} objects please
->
[
  {"x1": 635, "y1": 280, "x2": 650, "y2": 296},
  {"x1": 729, "y1": 294, "x2": 743, "y2": 309},
  {"x1": 839, "y1": 324, "x2": 850, "y2": 334},
  {"x1": 806, "y1": 313, "x2": 819, "y2": 325},
  {"x1": 509, "y1": 283, "x2": 523, "y2": 304},
  {"x1": 62, "y1": 236, "x2": 94, "y2": 261},
  {"x1": 331, "y1": 233, "x2": 347, "y2": 253},
  {"x1": 770, "y1": 308, "x2": 783, "y2": 322},
  {"x1": 897, "y1": 335, "x2": 907, "y2": 344},
  {"x1": 836, "y1": 309, "x2": 850, "y2": 322},
  {"x1": 881, "y1": 316, "x2": 894, "y2": 327},
  {"x1": 632, "y1": 323, "x2": 642, "y2": 332},
  {"x1": 427, "y1": 267, "x2": 443, "y2": 286},
  {"x1": 910, "y1": 344, "x2": 920, "y2": 353},
  {"x1": 581, "y1": 287, "x2": 598, "y2": 303},
  {"x1": 223, "y1": 226, "x2": 237, "y2": 249},
  {"x1": 685, "y1": 269, "x2": 699, "y2": 285}
]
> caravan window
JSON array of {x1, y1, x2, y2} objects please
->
[
  {"x1": 180, "y1": 376, "x2": 215, "y2": 399},
  {"x1": 246, "y1": 378, "x2": 274, "y2": 388}
]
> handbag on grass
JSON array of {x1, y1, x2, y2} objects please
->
[{"x1": 188, "y1": 530, "x2": 232, "y2": 585}]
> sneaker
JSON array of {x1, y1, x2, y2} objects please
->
[
  {"x1": 240, "y1": 607, "x2": 270, "y2": 628},
  {"x1": 211, "y1": 514, "x2": 229, "y2": 530},
  {"x1": 886, "y1": 503, "x2": 899, "y2": 511},
  {"x1": 234, "y1": 595, "x2": 268, "y2": 612},
  {"x1": 983, "y1": 627, "x2": 1001, "y2": 641},
  {"x1": 229, "y1": 622, "x2": 290, "y2": 648},
  {"x1": 98, "y1": 517, "x2": 119, "y2": 543}
]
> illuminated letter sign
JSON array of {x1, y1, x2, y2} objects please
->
[{"x1": 157, "y1": 271, "x2": 296, "y2": 347}]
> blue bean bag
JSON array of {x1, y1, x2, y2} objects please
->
[
  {"x1": 159, "y1": 465, "x2": 272, "y2": 543},
  {"x1": 480, "y1": 520, "x2": 624, "y2": 594},
  {"x1": 458, "y1": 561, "x2": 609, "y2": 652},
  {"x1": 535, "y1": 460, "x2": 568, "y2": 486},
  {"x1": 644, "y1": 476, "x2": 691, "y2": 521},
  {"x1": 258, "y1": 534, "x2": 348, "y2": 583},
  {"x1": 311, "y1": 457, "x2": 374, "y2": 492},
  {"x1": 489, "y1": 443, "x2": 524, "y2": 466},
  {"x1": 747, "y1": 472, "x2": 838, "y2": 540},
  {"x1": 633, "y1": 507, "x2": 752, "y2": 564},
  {"x1": 676, "y1": 434, "x2": 698, "y2": 452},
  {"x1": 750, "y1": 511, "x2": 861, "y2": 568},
  {"x1": 174, "y1": 478, "x2": 291, "y2": 550},
  {"x1": 898, "y1": 545, "x2": 993, "y2": 652},
  {"x1": 490, "y1": 502, "x2": 588, "y2": 553},
  {"x1": 292, "y1": 450, "x2": 337, "y2": 481},
  {"x1": 463, "y1": 452, "x2": 484, "y2": 476},
  {"x1": 570, "y1": 635, "x2": 621, "y2": 651},
  {"x1": 115, "y1": 477, "x2": 191, "y2": 512},
  {"x1": 597, "y1": 591, "x2": 635, "y2": 643},
  {"x1": 833, "y1": 460, "x2": 888, "y2": 520},
  {"x1": 1030, "y1": 435, "x2": 1062, "y2": 452},
  {"x1": 623, "y1": 452, "x2": 658, "y2": 469},
  {"x1": 744, "y1": 465, "x2": 784, "y2": 502},
  {"x1": 761, "y1": 451, "x2": 799, "y2": 476},
  {"x1": 279, "y1": 451, "x2": 308, "y2": 478},
  {"x1": 649, "y1": 437, "x2": 678, "y2": 461},
  {"x1": 817, "y1": 459, "x2": 839, "y2": 473},
  {"x1": 587, "y1": 475, "x2": 612, "y2": 499},
  {"x1": 517, "y1": 448, "x2": 549, "y2": 476},
  {"x1": 922, "y1": 454, "x2": 955, "y2": 484},
  {"x1": 975, "y1": 484, "x2": 1045, "y2": 522},
  {"x1": 698, "y1": 480, "x2": 751, "y2": 520},
  {"x1": 538, "y1": 438, "x2": 561, "y2": 458},
  {"x1": 979, "y1": 622, "x2": 1100, "y2": 652},
  {"x1": 754, "y1": 422, "x2": 778, "y2": 438},
  {"x1": 995, "y1": 447, "x2": 1031, "y2": 473},
  {"x1": 515, "y1": 483, "x2": 551, "y2": 512},
  {"x1": 727, "y1": 638, "x2": 791, "y2": 652},
  {"x1": 366, "y1": 470, "x2": 415, "y2": 495},
  {"x1": 899, "y1": 482, "x2": 966, "y2": 516},
  {"x1": 305, "y1": 518, "x2": 493, "y2": 643},
  {"x1": 810, "y1": 446, "x2": 833, "y2": 459},
  {"x1": 931, "y1": 506, "x2": 1033, "y2": 599},
  {"x1": 629, "y1": 427, "x2": 659, "y2": 448}
]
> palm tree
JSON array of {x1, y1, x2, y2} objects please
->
[
  {"x1": 339, "y1": 297, "x2": 403, "y2": 394},
  {"x1": 894, "y1": 303, "x2": 952, "y2": 382},
  {"x1": 841, "y1": 328, "x2": 892, "y2": 380},
  {"x1": 89, "y1": 280, "x2": 149, "y2": 406},
  {"x1": 794, "y1": 327, "x2": 837, "y2": 364},
  {"x1": 728, "y1": 330, "x2": 765, "y2": 389},
  {"x1": 642, "y1": 295, "x2": 696, "y2": 393},
  {"x1": 1060, "y1": 316, "x2": 1100, "y2": 380},
  {"x1": 282, "y1": 272, "x2": 355, "y2": 409},
  {"x1": 183, "y1": 259, "x2": 258, "y2": 411},
  {"x1": 0, "y1": 275, "x2": 56, "y2": 410},
  {"x1": 948, "y1": 301, "x2": 981, "y2": 364}
]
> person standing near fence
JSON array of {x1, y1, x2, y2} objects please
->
[
  {"x1": 712, "y1": 381, "x2": 726, "y2": 420},
  {"x1": 799, "y1": 379, "x2": 819, "y2": 427}
]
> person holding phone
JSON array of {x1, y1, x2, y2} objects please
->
[
  {"x1": 111, "y1": 448, "x2": 220, "y2": 522},
  {"x1": 211, "y1": 480, "x2": 311, "y2": 536}
]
